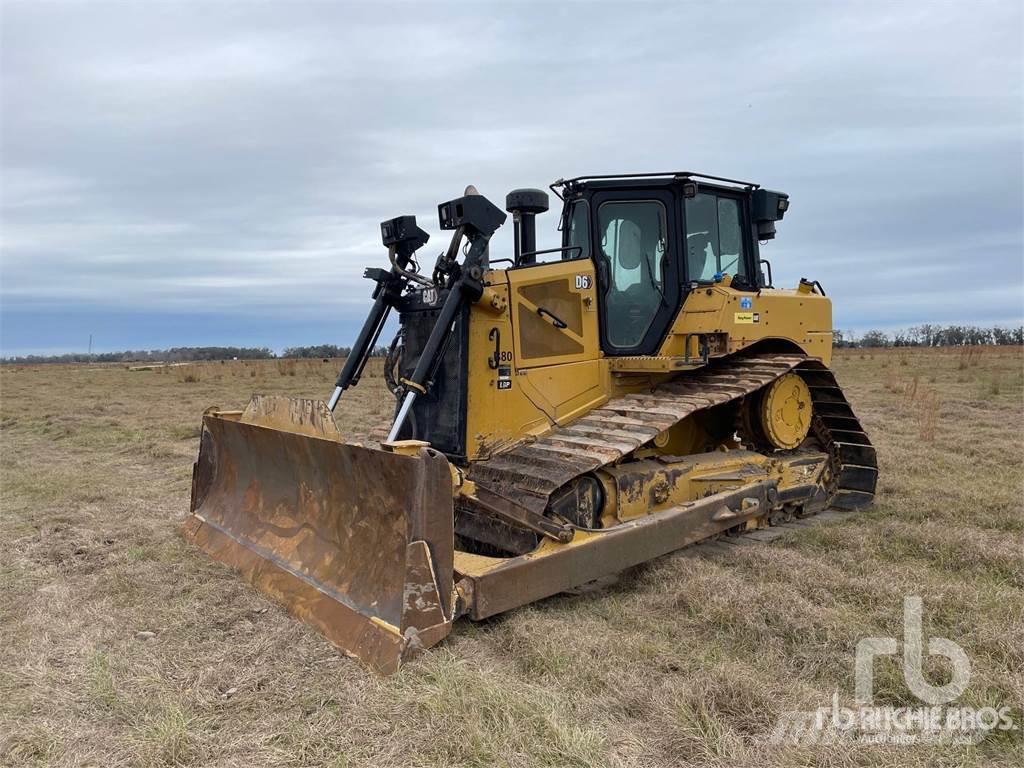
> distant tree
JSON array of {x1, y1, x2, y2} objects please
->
[
  {"x1": 936, "y1": 325, "x2": 966, "y2": 346},
  {"x1": 281, "y1": 345, "x2": 352, "y2": 359},
  {"x1": 279, "y1": 344, "x2": 390, "y2": 359},
  {"x1": 966, "y1": 326, "x2": 991, "y2": 346},
  {"x1": 860, "y1": 330, "x2": 890, "y2": 348},
  {"x1": 914, "y1": 324, "x2": 936, "y2": 347}
]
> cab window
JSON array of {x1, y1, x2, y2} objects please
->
[
  {"x1": 684, "y1": 193, "x2": 748, "y2": 281},
  {"x1": 565, "y1": 200, "x2": 591, "y2": 260},
  {"x1": 597, "y1": 200, "x2": 667, "y2": 348}
]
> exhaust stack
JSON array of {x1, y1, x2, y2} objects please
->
[{"x1": 505, "y1": 188, "x2": 549, "y2": 265}]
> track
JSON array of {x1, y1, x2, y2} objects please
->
[{"x1": 467, "y1": 352, "x2": 878, "y2": 518}]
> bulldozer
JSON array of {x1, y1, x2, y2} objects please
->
[{"x1": 183, "y1": 171, "x2": 877, "y2": 673}]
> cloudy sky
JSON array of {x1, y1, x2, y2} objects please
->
[{"x1": 1, "y1": 0, "x2": 1021, "y2": 355}]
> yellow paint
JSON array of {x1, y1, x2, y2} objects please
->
[
  {"x1": 453, "y1": 550, "x2": 505, "y2": 577},
  {"x1": 659, "y1": 285, "x2": 833, "y2": 365},
  {"x1": 369, "y1": 616, "x2": 402, "y2": 635},
  {"x1": 650, "y1": 417, "x2": 704, "y2": 455},
  {"x1": 759, "y1": 373, "x2": 813, "y2": 449},
  {"x1": 453, "y1": 448, "x2": 831, "y2": 574},
  {"x1": 463, "y1": 262, "x2": 608, "y2": 460},
  {"x1": 598, "y1": 449, "x2": 828, "y2": 525},
  {"x1": 462, "y1": 263, "x2": 833, "y2": 460},
  {"x1": 382, "y1": 439, "x2": 431, "y2": 456}
]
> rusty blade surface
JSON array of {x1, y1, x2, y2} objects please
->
[{"x1": 183, "y1": 396, "x2": 455, "y2": 674}]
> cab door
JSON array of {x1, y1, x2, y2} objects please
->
[
  {"x1": 590, "y1": 189, "x2": 681, "y2": 356},
  {"x1": 505, "y1": 259, "x2": 603, "y2": 425}
]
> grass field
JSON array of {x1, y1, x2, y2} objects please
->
[{"x1": 2, "y1": 347, "x2": 1022, "y2": 767}]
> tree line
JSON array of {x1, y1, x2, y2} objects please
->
[
  {"x1": 1, "y1": 344, "x2": 389, "y2": 365},
  {"x1": 4, "y1": 325, "x2": 1021, "y2": 364},
  {"x1": 835, "y1": 325, "x2": 1024, "y2": 348},
  {"x1": 278, "y1": 344, "x2": 389, "y2": 359}
]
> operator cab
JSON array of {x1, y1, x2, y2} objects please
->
[{"x1": 549, "y1": 172, "x2": 788, "y2": 356}]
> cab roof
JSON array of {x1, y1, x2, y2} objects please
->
[{"x1": 550, "y1": 171, "x2": 759, "y2": 200}]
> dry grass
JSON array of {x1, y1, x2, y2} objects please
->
[{"x1": 1, "y1": 348, "x2": 1022, "y2": 767}]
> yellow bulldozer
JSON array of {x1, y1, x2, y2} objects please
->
[{"x1": 183, "y1": 171, "x2": 876, "y2": 673}]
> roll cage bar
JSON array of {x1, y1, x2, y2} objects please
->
[{"x1": 550, "y1": 171, "x2": 760, "y2": 200}]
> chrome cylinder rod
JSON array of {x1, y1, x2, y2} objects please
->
[
  {"x1": 387, "y1": 390, "x2": 418, "y2": 442},
  {"x1": 327, "y1": 386, "x2": 343, "y2": 411}
]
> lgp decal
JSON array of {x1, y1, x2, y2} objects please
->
[
  {"x1": 740, "y1": 296, "x2": 753, "y2": 310},
  {"x1": 497, "y1": 365, "x2": 512, "y2": 390}
]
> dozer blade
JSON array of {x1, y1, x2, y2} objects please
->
[{"x1": 182, "y1": 395, "x2": 456, "y2": 674}]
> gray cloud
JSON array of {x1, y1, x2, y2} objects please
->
[{"x1": 1, "y1": 0, "x2": 1022, "y2": 353}]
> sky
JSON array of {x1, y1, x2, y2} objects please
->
[{"x1": 1, "y1": 0, "x2": 1022, "y2": 355}]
